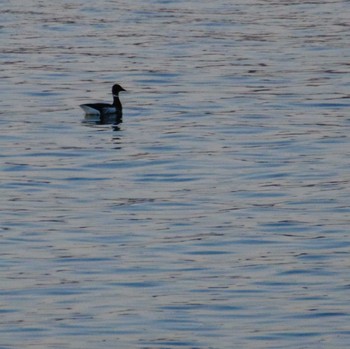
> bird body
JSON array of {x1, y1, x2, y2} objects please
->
[
  {"x1": 80, "y1": 84, "x2": 126, "y2": 123},
  {"x1": 80, "y1": 103, "x2": 116, "y2": 116}
]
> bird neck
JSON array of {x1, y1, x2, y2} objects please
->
[
  {"x1": 113, "y1": 95, "x2": 123, "y2": 121},
  {"x1": 113, "y1": 95, "x2": 122, "y2": 109}
]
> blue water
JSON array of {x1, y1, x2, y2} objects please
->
[{"x1": 1, "y1": 1, "x2": 350, "y2": 348}]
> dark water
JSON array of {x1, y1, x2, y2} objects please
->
[{"x1": 1, "y1": 1, "x2": 350, "y2": 348}]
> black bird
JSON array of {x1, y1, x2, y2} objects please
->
[{"x1": 80, "y1": 84, "x2": 126, "y2": 123}]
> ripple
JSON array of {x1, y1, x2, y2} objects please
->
[{"x1": 1, "y1": 0, "x2": 350, "y2": 348}]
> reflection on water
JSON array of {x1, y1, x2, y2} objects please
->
[
  {"x1": 83, "y1": 113, "x2": 123, "y2": 127},
  {"x1": 1, "y1": 0, "x2": 350, "y2": 348}
]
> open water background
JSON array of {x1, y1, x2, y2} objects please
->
[{"x1": 1, "y1": 0, "x2": 350, "y2": 348}]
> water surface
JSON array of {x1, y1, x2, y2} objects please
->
[{"x1": 1, "y1": 1, "x2": 350, "y2": 348}]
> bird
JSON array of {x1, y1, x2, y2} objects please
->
[{"x1": 80, "y1": 84, "x2": 126, "y2": 124}]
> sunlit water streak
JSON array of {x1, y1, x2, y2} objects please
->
[{"x1": 1, "y1": 0, "x2": 350, "y2": 348}]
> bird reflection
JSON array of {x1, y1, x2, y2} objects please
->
[{"x1": 83, "y1": 114, "x2": 122, "y2": 129}]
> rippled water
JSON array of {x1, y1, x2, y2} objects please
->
[{"x1": 1, "y1": 0, "x2": 350, "y2": 348}]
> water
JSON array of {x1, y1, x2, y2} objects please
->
[{"x1": 1, "y1": 0, "x2": 350, "y2": 348}]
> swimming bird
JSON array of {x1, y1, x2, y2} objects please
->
[{"x1": 80, "y1": 84, "x2": 126, "y2": 123}]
